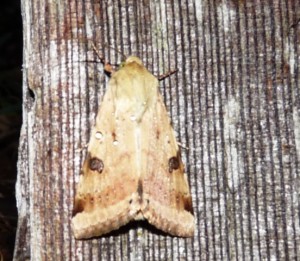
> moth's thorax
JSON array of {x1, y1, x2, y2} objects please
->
[{"x1": 110, "y1": 59, "x2": 159, "y2": 122}]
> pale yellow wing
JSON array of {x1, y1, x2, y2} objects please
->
[
  {"x1": 72, "y1": 59, "x2": 151, "y2": 239},
  {"x1": 139, "y1": 93, "x2": 194, "y2": 237}
]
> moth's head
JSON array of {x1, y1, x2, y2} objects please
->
[
  {"x1": 117, "y1": 56, "x2": 144, "y2": 72},
  {"x1": 124, "y1": 56, "x2": 143, "y2": 66}
]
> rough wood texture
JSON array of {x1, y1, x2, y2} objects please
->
[{"x1": 15, "y1": 0, "x2": 300, "y2": 260}]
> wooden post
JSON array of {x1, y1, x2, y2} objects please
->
[{"x1": 14, "y1": 0, "x2": 300, "y2": 260}]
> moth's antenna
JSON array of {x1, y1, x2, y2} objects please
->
[
  {"x1": 91, "y1": 42, "x2": 114, "y2": 75},
  {"x1": 103, "y1": 43, "x2": 127, "y2": 61},
  {"x1": 157, "y1": 69, "x2": 178, "y2": 81}
]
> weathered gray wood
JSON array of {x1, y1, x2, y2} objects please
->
[{"x1": 15, "y1": 0, "x2": 300, "y2": 260}]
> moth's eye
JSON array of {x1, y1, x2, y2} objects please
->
[
  {"x1": 168, "y1": 156, "x2": 180, "y2": 173},
  {"x1": 119, "y1": 61, "x2": 126, "y2": 68},
  {"x1": 89, "y1": 157, "x2": 104, "y2": 173}
]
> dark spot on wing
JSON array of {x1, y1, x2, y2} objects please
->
[
  {"x1": 156, "y1": 129, "x2": 160, "y2": 139},
  {"x1": 73, "y1": 199, "x2": 84, "y2": 216},
  {"x1": 137, "y1": 179, "x2": 143, "y2": 197},
  {"x1": 89, "y1": 157, "x2": 104, "y2": 173},
  {"x1": 168, "y1": 156, "x2": 180, "y2": 173},
  {"x1": 183, "y1": 196, "x2": 194, "y2": 215},
  {"x1": 137, "y1": 179, "x2": 143, "y2": 204},
  {"x1": 175, "y1": 192, "x2": 194, "y2": 215}
]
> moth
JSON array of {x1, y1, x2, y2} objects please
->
[{"x1": 72, "y1": 55, "x2": 194, "y2": 239}]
